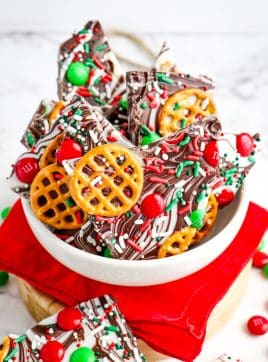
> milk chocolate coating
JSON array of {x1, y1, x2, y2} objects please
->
[
  {"x1": 127, "y1": 70, "x2": 215, "y2": 145},
  {"x1": 1, "y1": 295, "x2": 144, "y2": 361}
]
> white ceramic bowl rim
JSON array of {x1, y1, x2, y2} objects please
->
[{"x1": 22, "y1": 182, "x2": 248, "y2": 270}]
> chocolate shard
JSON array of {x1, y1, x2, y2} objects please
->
[
  {"x1": 0, "y1": 295, "x2": 145, "y2": 361},
  {"x1": 127, "y1": 70, "x2": 215, "y2": 145},
  {"x1": 57, "y1": 20, "x2": 125, "y2": 108}
]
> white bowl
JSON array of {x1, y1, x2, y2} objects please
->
[{"x1": 22, "y1": 184, "x2": 248, "y2": 286}]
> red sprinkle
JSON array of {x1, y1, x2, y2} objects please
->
[
  {"x1": 75, "y1": 210, "x2": 83, "y2": 224},
  {"x1": 186, "y1": 155, "x2": 200, "y2": 161},
  {"x1": 167, "y1": 169, "x2": 176, "y2": 175},
  {"x1": 149, "y1": 177, "x2": 168, "y2": 184},
  {"x1": 167, "y1": 133, "x2": 185, "y2": 145},
  {"x1": 211, "y1": 178, "x2": 225, "y2": 190},
  {"x1": 178, "y1": 204, "x2": 190, "y2": 215},
  {"x1": 149, "y1": 101, "x2": 158, "y2": 108},
  {"x1": 87, "y1": 69, "x2": 95, "y2": 84},
  {"x1": 161, "y1": 143, "x2": 169, "y2": 154},
  {"x1": 140, "y1": 218, "x2": 152, "y2": 232},
  {"x1": 132, "y1": 205, "x2": 141, "y2": 214},
  {"x1": 127, "y1": 239, "x2": 143, "y2": 252},
  {"x1": 92, "y1": 55, "x2": 105, "y2": 69},
  {"x1": 77, "y1": 87, "x2": 92, "y2": 97},
  {"x1": 194, "y1": 151, "x2": 203, "y2": 157},
  {"x1": 193, "y1": 135, "x2": 200, "y2": 150},
  {"x1": 107, "y1": 136, "x2": 118, "y2": 142},
  {"x1": 147, "y1": 93, "x2": 155, "y2": 102},
  {"x1": 53, "y1": 172, "x2": 63, "y2": 180}
]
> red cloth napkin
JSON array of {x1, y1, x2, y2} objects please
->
[{"x1": 0, "y1": 200, "x2": 267, "y2": 361}]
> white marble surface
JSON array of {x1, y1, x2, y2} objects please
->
[{"x1": 0, "y1": 2, "x2": 268, "y2": 361}]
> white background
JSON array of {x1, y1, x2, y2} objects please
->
[{"x1": 0, "y1": 1, "x2": 267, "y2": 361}]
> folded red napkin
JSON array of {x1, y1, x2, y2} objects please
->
[{"x1": 0, "y1": 200, "x2": 267, "y2": 361}]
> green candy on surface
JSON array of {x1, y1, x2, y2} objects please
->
[
  {"x1": 66, "y1": 62, "x2": 89, "y2": 86},
  {"x1": 263, "y1": 264, "x2": 268, "y2": 278},
  {"x1": 189, "y1": 210, "x2": 206, "y2": 230},
  {"x1": 1, "y1": 206, "x2": 11, "y2": 220},
  {"x1": 140, "y1": 125, "x2": 161, "y2": 145},
  {"x1": 0, "y1": 271, "x2": 9, "y2": 286},
  {"x1": 70, "y1": 347, "x2": 96, "y2": 362},
  {"x1": 104, "y1": 247, "x2": 112, "y2": 258}
]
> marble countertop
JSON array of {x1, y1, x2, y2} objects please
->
[{"x1": 0, "y1": 2, "x2": 267, "y2": 361}]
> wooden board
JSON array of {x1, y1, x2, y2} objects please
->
[{"x1": 16, "y1": 262, "x2": 251, "y2": 361}]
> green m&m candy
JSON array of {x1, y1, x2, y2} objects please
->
[
  {"x1": 104, "y1": 247, "x2": 112, "y2": 258},
  {"x1": 189, "y1": 209, "x2": 205, "y2": 230},
  {"x1": 263, "y1": 264, "x2": 268, "y2": 278},
  {"x1": 140, "y1": 125, "x2": 161, "y2": 145},
  {"x1": 1, "y1": 206, "x2": 11, "y2": 220},
  {"x1": 70, "y1": 347, "x2": 96, "y2": 362},
  {"x1": 0, "y1": 271, "x2": 9, "y2": 286},
  {"x1": 66, "y1": 62, "x2": 89, "y2": 86}
]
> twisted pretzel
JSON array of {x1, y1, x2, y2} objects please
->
[
  {"x1": 39, "y1": 133, "x2": 63, "y2": 169},
  {"x1": 158, "y1": 88, "x2": 216, "y2": 136},
  {"x1": 157, "y1": 227, "x2": 197, "y2": 258},
  {"x1": 70, "y1": 144, "x2": 144, "y2": 217},
  {"x1": 30, "y1": 164, "x2": 87, "y2": 229}
]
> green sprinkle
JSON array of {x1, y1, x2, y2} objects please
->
[
  {"x1": 75, "y1": 109, "x2": 83, "y2": 116},
  {"x1": 1, "y1": 206, "x2": 11, "y2": 220},
  {"x1": 119, "y1": 97, "x2": 128, "y2": 110},
  {"x1": 26, "y1": 132, "x2": 35, "y2": 146},
  {"x1": 94, "y1": 97, "x2": 107, "y2": 105},
  {"x1": 96, "y1": 43, "x2": 108, "y2": 52},
  {"x1": 248, "y1": 156, "x2": 255, "y2": 163},
  {"x1": 104, "y1": 325, "x2": 120, "y2": 332},
  {"x1": 193, "y1": 162, "x2": 200, "y2": 177},
  {"x1": 78, "y1": 29, "x2": 89, "y2": 35},
  {"x1": 0, "y1": 271, "x2": 9, "y2": 286},
  {"x1": 88, "y1": 86, "x2": 97, "y2": 96},
  {"x1": 176, "y1": 163, "x2": 184, "y2": 177},
  {"x1": 196, "y1": 192, "x2": 205, "y2": 203},
  {"x1": 140, "y1": 102, "x2": 147, "y2": 109},
  {"x1": 263, "y1": 264, "x2": 268, "y2": 278},
  {"x1": 183, "y1": 160, "x2": 194, "y2": 167},
  {"x1": 83, "y1": 43, "x2": 90, "y2": 53},
  {"x1": 156, "y1": 73, "x2": 174, "y2": 84},
  {"x1": 4, "y1": 347, "x2": 18, "y2": 361},
  {"x1": 179, "y1": 136, "x2": 191, "y2": 146},
  {"x1": 189, "y1": 209, "x2": 205, "y2": 230},
  {"x1": 94, "y1": 76, "x2": 101, "y2": 85},
  {"x1": 84, "y1": 58, "x2": 97, "y2": 69},
  {"x1": 110, "y1": 238, "x2": 116, "y2": 245},
  {"x1": 173, "y1": 103, "x2": 181, "y2": 110},
  {"x1": 15, "y1": 335, "x2": 27, "y2": 343},
  {"x1": 166, "y1": 198, "x2": 179, "y2": 212},
  {"x1": 180, "y1": 118, "x2": 187, "y2": 128}
]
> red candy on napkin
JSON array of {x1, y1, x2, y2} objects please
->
[{"x1": 0, "y1": 200, "x2": 267, "y2": 361}]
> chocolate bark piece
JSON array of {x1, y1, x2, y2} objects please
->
[
  {"x1": 20, "y1": 99, "x2": 57, "y2": 149},
  {"x1": 58, "y1": 20, "x2": 125, "y2": 108},
  {"x1": 127, "y1": 70, "x2": 215, "y2": 145},
  {"x1": 0, "y1": 295, "x2": 145, "y2": 362}
]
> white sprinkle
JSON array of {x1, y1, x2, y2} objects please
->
[
  {"x1": 73, "y1": 114, "x2": 83, "y2": 121},
  {"x1": 153, "y1": 81, "x2": 164, "y2": 94},
  {"x1": 119, "y1": 236, "x2": 126, "y2": 249},
  {"x1": 90, "y1": 176, "x2": 103, "y2": 186},
  {"x1": 184, "y1": 216, "x2": 192, "y2": 226},
  {"x1": 162, "y1": 153, "x2": 169, "y2": 161},
  {"x1": 174, "y1": 180, "x2": 186, "y2": 188},
  {"x1": 89, "y1": 130, "x2": 99, "y2": 143},
  {"x1": 154, "y1": 146, "x2": 161, "y2": 156},
  {"x1": 134, "y1": 219, "x2": 143, "y2": 225},
  {"x1": 200, "y1": 141, "x2": 206, "y2": 151},
  {"x1": 96, "y1": 245, "x2": 102, "y2": 252},
  {"x1": 114, "y1": 244, "x2": 123, "y2": 254},
  {"x1": 199, "y1": 167, "x2": 206, "y2": 176},
  {"x1": 147, "y1": 83, "x2": 152, "y2": 92},
  {"x1": 31, "y1": 340, "x2": 37, "y2": 350}
]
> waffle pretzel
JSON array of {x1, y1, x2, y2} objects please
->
[
  {"x1": 30, "y1": 164, "x2": 87, "y2": 229},
  {"x1": 192, "y1": 193, "x2": 218, "y2": 244},
  {"x1": 39, "y1": 133, "x2": 63, "y2": 169},
  {"x1": 0, "y1": 336, "x2": 10, "y2": 362},
  {"x1": 157, "y1": 227, "x2": 197, "y2": 258},
  {"x1": 158, "y1": 88, "x2": 216, "y2": 136},
  {"x1": 70, "y1": 144, "x2": 144, "y2": 217}
]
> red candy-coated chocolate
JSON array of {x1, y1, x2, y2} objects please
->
[
  {"x1": 236, "y1": 133, "x2": 254, "y2": 157},
  {"x1": 247, "y1": 315, "x2": 268, "y2": 335},
  {"x1": 57, "y1": 307, "x2": 82, "y2": 331},
  {"x1": 39, "y1": 341, "x2": 65, "y2": 362},
  {"x1": 203, "y1": 141, "x2": 219, "y2": 167},
  {"x1": 14, "y1": 157, "x2": 40, "y2": 184},
  {"x1": 141, "y1": 193, "x2": 165, "y2": 218},
  {"x1": 216, "y1": 189, "x2": 235, "y2": 207},
  {"x1": 253, "y1": 250, "x2": 268, "y2": 268},
  {"x1": 56, "y1": 139, "x2": 83, "y2": 165}
]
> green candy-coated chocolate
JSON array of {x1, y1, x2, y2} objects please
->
[
  {"x1": 189, "y1": 209, "x2": 205, "y2": 230},
  {"x1": 104, "y1": 247, "x2": 112, "y2": 258},
  {"x1": 66, "y1": 62, "x2": 89, "y2": 86},
  {"x1": 70, "y1": 347, "x2": 96, "y2": 362},
  {"x1": 140, "y1": 125, "x2": 161, "y2": 145},
  {"x1": 0, "y1": 271, "x2": 9, "y2": 286},
  {"x1": 1, "y1": 206, "x2": 11, "y2": 220},
  {"x1": 263, "y1": 264, "x2": 268, "y2": 278}
]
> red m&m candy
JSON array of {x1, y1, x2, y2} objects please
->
[
  {"x1": 247, "y1": 315, "x2": 268, "y2": 335},
  {"x1": 14, "y1": 157, "x2": 40, "y2": 184},
  {"x1": 216, "y1": 189, "x2": 235, "y2": 207},
  {"x1": 39, "y1": 341, "x2": 65, "y2": 362},
  {"x1": 56, "y1": 139, "x2": 83, "y2": 165},
  {"x1": 57, "y1": 307, "x2": 82, "y2": 331},
  {"x1": 203, "y1": 141, "x2": 219, "y2": 167},
  {"x1": 141, "y1": 193, "x2": 165, "y2": 218},
  {"x1": 253, "y1": 250, "x2": 268, "y2": 268},
  {"x1": 236, "y1": 133, "x2": 254, "y2": 157}
]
